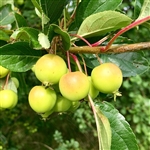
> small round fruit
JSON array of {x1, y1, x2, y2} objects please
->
[
  {"x1": 53, "y1": 95, "x2": 72, "y2": 112},
  {"x1": 0, "y1": 66, "x2": 9, "y2": 78},
  {"x1": 59, "y1": 71, "x2": 90, "y2": 101},
  {"x1": 11, "y1": 77, "x2": 19, "y2": 88},
  {"x1": 88, "y1": 76, "x2": 99, "y2": 99},
  {"x1": 91, "y1": 63, "x2": 123, "y2": 94},
  {"x1": 0, "y1": 90, "x2": 18, "y2": 109},
  {"x1": 35, "y1": 54, "x2": 67, "y2": 85},
  {"x1": 28, "y1": 86, "x2": 57, "y2": 113}
]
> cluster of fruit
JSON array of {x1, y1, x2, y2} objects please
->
[
  {"x1": 0, "y1": 66, "x2": 18, "y2": 110},
  {"x1": 29, "y1": 54, "x2": 123, "y2": 119}
]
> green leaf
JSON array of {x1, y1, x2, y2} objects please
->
[
  {"x1": 0, "y1": 4, "x2": 15, "y2": 26},
  {"x1": 11, "y1": 27, "x2": 42, "y2": 49},
  {"x1": 97, "y1": 101, "x2": 139, "y2": 150},
  {"x1": 48, "y1": 24, "x2": 71, "y2": 50},
  {"x1": 75, "y1": 0, "x2": 123, "y2": 28},
  {"x1": 0, "y1": 30, "x2": 10, "y2": 41},
  {"x1": 137, "y1": 0, "x2": 150, "y2": 20},
  {"x1": 14, "y1": 12, "x2": 27, "y2": 27},
  {"x1": 77, "y1": 11, "x2": 132, "y2": 38},
  {"x1": 31, "y1": 0, "x2": 69, "y2": 23},
  {"x1": 95, "y1": 106, "x2": 111, "y2": 150},
  {"x1": 0, "y1": 42, "x2": 42, "y2": 72}
]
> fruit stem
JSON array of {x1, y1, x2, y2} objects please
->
[
  {"x1": 104, "y1": 16, "x2": 150, "y2": 51},
  {"x1": 79, "y1": 54, "x2": 88, "y2": 75},
  {"x1": 70, "y1": 53, "x2": 83, "y2": 72},
  {"x1": 66, "y1": 51, "x2": 72, "y2": 72},
  {"x1": 2, "y1": 72, "x2": 10, "y2": 90},
  {"x1": 91, "y1": 35, "x2": 110, "y2": 47},
  {"x1": 88, "y1": 94, "x2": 101, "y2": 149},
  {"x1": 70, "y1": 34, "x2": 92, "y2": 47}
]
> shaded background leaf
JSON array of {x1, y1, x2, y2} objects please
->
[{"x1": 0, "y1": 42, "x2": 42, "y2": 72}]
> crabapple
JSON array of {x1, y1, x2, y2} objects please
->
[
  {"x1": 59, "y1": 71, "x2": 90, "y2": 101},
  {"x1": 0, "y1": 65, "x2": 9, "y2": 78},
  {"x1": 91, "y1": 63, "x2": 123, "y2": 94},
  {"x1": 0, "y1": 90, "x2": 18, "y2": 109},
  {"x1": 28, "y1": 85, "x2": 57, "y2": 113},
  {"x1": 35, "y1": 54, "x2": 67, "y2": 85}
]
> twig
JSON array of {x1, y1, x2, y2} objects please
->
[
  {"x1": 69, "y1": 42, "x2": 150, "y2": 54},
  {"x1": 104, "y1": 16, "x2": 150, "y2": 51},
  {"x1": 70, "y1": 34, "x2": 92, "y2": 47},
  {"x1": 32, "y1": 141, "x2": 54, "y2": 150}
]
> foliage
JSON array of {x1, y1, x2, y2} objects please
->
[{"x1": 0, "y1": 0, "x2": 150, "y2": 150}]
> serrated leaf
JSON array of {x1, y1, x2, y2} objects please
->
[
  {"x1": 0, "y1": 4, "x2": 15, "y2": 26},
  {"x1": 97, "y1": 102, "x2": 139, "y2": 150},
  {"x1": 137, "y1": 0, "x2": 150, "y2": 20},
  {"x1": 48, "y1": 24, "x2": 71, "y2": 50},
  {"x1": 75, "y1": 0, "x2": 123, "y2": 28},
  {"x1": 31, "y1": 0, "x2": 69, "y2": 23},
  {"x1": 95, "y1": 106, "x2": 111, "y2": 150},
  {"x1": 77, "y1": 11, "x2": 132, "y2": 38},
  {"x1": 11, "y1": 27, "x2": 42, "y2": 49},
  {"x1": 38, "y1": 33, "x2": 50, "y2": 49},
  {"x1": 0, "y1": 42, "x2": 42, "y2": 72}
]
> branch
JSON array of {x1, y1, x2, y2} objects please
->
[
  {"x1": 69, "y1": 42, "x2": 150, "y2": 54},
  {"x1": 104, "y1": 16, "x2": 150, "y2": 51}
]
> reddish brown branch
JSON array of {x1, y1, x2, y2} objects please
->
[
  {"x1": 69, "y1": 42, "x2": 150, "y2": 54},
  {"x1": 104, "y1": 16, "x2": 150, "y2": 51}
]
